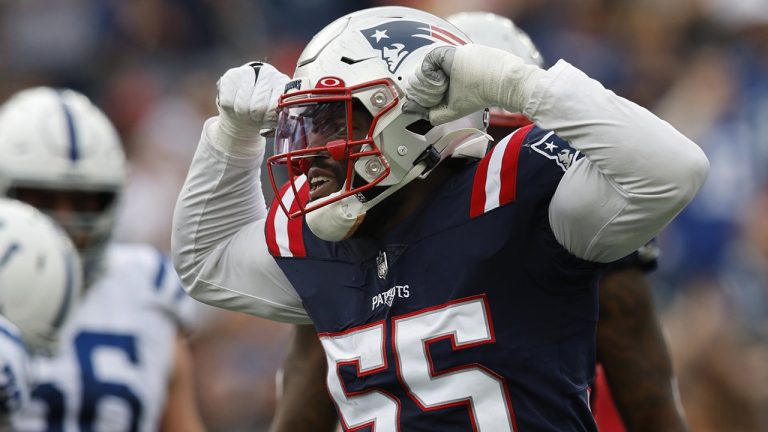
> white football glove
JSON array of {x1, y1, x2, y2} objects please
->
[
  {"x1": 215, "y1": 62, "x2": 289, "y2": 151},
  {"x1": 404, "y1": 44, "x2": 544, "y2": 125}
]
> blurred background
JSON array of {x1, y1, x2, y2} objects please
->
[{"x1": 1, "y1": 0, "x2": 766, "y2": 430}]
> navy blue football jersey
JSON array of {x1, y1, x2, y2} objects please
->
[{"x1": 266, "y1": 124, "x2": 604, "y2": 431}]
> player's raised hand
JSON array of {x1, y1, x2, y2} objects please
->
[
  {"x1": 404, "y1": 44, "x2": 542, "y2": 126},
  {"x1": 216, "y1": 62, "x2": 289, "y2": 141},
  {"x1": 404, "y1": 46, "x2": 455, "y2": 109}
]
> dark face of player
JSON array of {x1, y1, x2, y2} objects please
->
[
  {"x1": 9, "y1": 187, "x2": 114, "y2": 251},
  {"x1": 307, "y1": 105, "x2": 373, "y2": 202},
  {"x1": 307, "y1": 155, "x2": 347, "y2": 202}
]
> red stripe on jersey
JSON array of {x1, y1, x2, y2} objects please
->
[
  {"x1": 592, "y1": 363, "x2": 627, "y2": 432},
  {"x1": 265, "y1": 181, "x2": 292, "y2": 256},
  {"x1": 498, "y1": 124, "x2": 533, "y2": 206},
  {"x1": 287, "y1": 180, "x2": 309, "y2": 257},
  {"x1": 470, "y1": 151, "x2": 493, "y2": 218},
  {"x1": 470, "y1": 124, "x2": 534, "y2": 218},
  {"x1": 266, "y1": 178, "x2": 309, "y2": 258}
]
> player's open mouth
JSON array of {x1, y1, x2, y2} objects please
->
[{"x1": 308, "y1": 168, "x2": 341, "y2": 201}]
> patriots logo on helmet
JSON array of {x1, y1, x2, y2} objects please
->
[{"x1": 361, "y1": 20, "x2": 466, "y2": 73}]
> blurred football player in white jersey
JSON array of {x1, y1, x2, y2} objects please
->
[
  {"x1": 0, "y1": 198, "x2": 82, "y2": 428},
  {"x1": 0, "y1": 87, "x2": 205, "y2": 432}
]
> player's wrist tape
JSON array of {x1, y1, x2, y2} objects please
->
[
  {"x1": 432, "y1": 45, "x2": 544, "y2": 124},
  {"x1": 209, "y1": 117, "x2": 266, "y2": 159}
]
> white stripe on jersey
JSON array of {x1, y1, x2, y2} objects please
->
[{"x1": 484, "y1": 128, "x2": 529, "y2": 213}]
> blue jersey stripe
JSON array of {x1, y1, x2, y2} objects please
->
[
  {"x1": 173, "y1": 282, "x2": 187, "y2": 302},
  {"x1": 0, "y1": 243, "x2": 21, "y2": 272},
  {"x1": 154, "y1": 251, "x2": 167, "y2": 291},
  {"x1": 0, "y1": 323, "x2": 25, "y2": 349},
  {"x1": 50, "y1": 252, "x2": 76, "y2": 330},
  {"x1": 57, "y1": 92, "x2": 79, "y2": 162}
]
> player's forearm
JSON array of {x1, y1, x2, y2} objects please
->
[
  {"x1": 172, "y1": 120, "x2": 309, "y2": 322},
  {"x1": 528, "y1": 60, "x2": 708, "y2": 261},
  {"x1": 523, "y1": 59, "x2": 709, "y2": 203},
  {"x1": 270, "y1": 325, "x2": 338, "y2": 432},
  {"x1": 445, "y1": 45, "x2": 709, "y2": 197},
  {"x1": 172, "y1": 117, "x2": 266, "y2": 281},
  {"x1": 414, "y1": 45, "x2": 709, "y2": 262},
  {"x1": 597, "y1": 269, "x2": 688, "y2": 432}
]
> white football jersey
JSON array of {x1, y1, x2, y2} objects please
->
[
  {"x1": 0, "y1": 315, "x2": 30, "y2": 422},
  {"x1": 12, "y1": 243, "x2": 198, "y2": 432}
]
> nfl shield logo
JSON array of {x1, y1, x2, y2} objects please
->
[{"x1": 377, "y1": 251, "x2": 388, "y2": 279}]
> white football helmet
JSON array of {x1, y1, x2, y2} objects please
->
[
  {"x1": 446, "y1": 12, "x2": 543, "y2": 67},
  {"x1": 0, "y1": 198, "x2": 82, "y2": 354},
  {"x1": 447, "y1": 12, "x2": 544, "y2": 129},
  {"x1": 0, "y1": 87, "x2": 126, "y2": 284},
  {"x1": 267, "y1": 6, "x2": 489, "y2": 240}
]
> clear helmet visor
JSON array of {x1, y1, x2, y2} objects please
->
[{"x1": 274, "y1": 99, "x2": 353, "y2": 166}]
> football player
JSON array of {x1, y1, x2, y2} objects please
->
[
  {"x1": 0, "y1": 87, "x2": 205, "y2": 432},
  {"x1": 0, "y1": 198, "x2": 82, "y2": 428},
  {"x1": 267, "y1": 11, "x2": 690, "y2": 432},
  {"x1": 173, "y1": 6, "x2": 708, "y2": 430}
]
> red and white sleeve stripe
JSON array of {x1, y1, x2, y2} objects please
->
[
  {"x1": 470, "y1": 124, "x2": 533, "y2": 218},
  {"x1": 266, "y1": 175, "x2": 309, "y2": 258}
]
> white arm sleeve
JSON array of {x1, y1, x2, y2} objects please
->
[
  {"x1": 523, "y1": 61, "x2": 709, "y2": 262},
  {"x1": 172, "y1": 117, "x2": 311, "y2": 324}
]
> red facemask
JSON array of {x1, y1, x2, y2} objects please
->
[{"x1": 267, "y1": 78, "x2": 400, "y2": 219}]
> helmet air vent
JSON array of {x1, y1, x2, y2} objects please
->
[{"x1": 405, "y1": 119, "x2": 433, "y2": 136}]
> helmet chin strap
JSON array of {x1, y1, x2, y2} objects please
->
[
  {"x1": 449, "y1": 128, "x2": 493, "y2": 160},
  {"x1": 306, "y1": 127, "x2": 490, "y2": 242},
  {"x1": 306, "y1": 162, "x2": 427, "y2": 241},
  {"x1": 304, "y1": 191, "x2": 366, "y2": 242}
]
